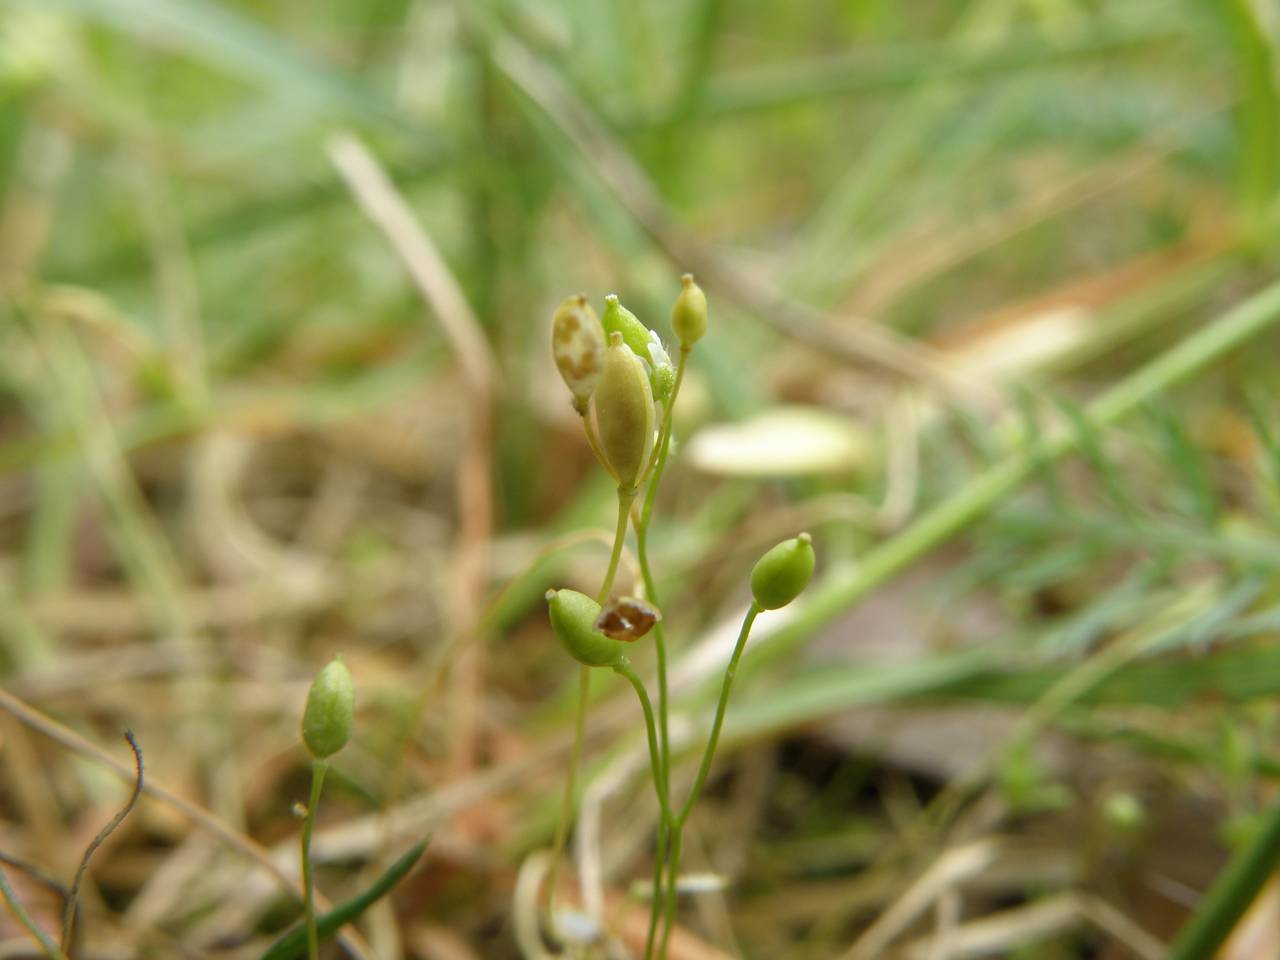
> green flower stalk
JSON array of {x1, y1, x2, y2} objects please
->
[
  {"x1": 300, "y1": 657, "x2": 354, "y2": 960},
  {"x1": 659, "y1": 535, "x2": 814, "y2": 956}
]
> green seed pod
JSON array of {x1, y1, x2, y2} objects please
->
[
  {"x1": 750, "y1": 533, "x2": 815, "y2": 610},
  {"x1": 602, "y1": 295, "x2": 674, "y2": 403},
  {"x1": 302, "y1": 656, "x2": 355, "y2": 759},
  {"x1": 546, "y1": 589, "x2": 627, "y2": 667},
  {"x1": 593, "y1": 331, "x2": 655, "y2": 489},
  {"x1": 552, "y1": 295, "x2": 606, "y2": 415},
  {"x1": 601, "y1": 295, "x2": 652, "y2": 363},
  {"x1": 671, "y1": 273, "x2": 707, "y2": 349}
]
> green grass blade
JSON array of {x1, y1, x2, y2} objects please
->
[
  {"x1": 747, "y1": 275, "x2": 1280, "y2": 678},
  {"x1": 257, "y1": 839, "x2": 428, "y2": 960}
]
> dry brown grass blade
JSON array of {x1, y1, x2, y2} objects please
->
[
  {"x1": 483, "y1": 30, "x2": 999, "y2": 409},
  {"x1": 328, "y1": 132, "x2": 496, "y2": 775}
]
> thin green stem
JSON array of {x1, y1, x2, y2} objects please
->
[
  {"x1": 644, "y1": 817, "x2": 669, "y2": 960},
  {"x1": 0, "y1": 866, "x2": 66, "y2": 960},
  {"x1": 660, "y1": 603, "x2": 760, "y2": 957},
  {"x1": 547, "y1": 485, "x2": 635, "y2": 936},
  {"x1": 640, "y1": 348, "x2": 689, "y2": 525},
  {"x1": 547, "y1": 664, "x2": 590, "y2": 931},
  {"x1": 660, "y1": 830, "x2": 683, "y2": 959},
  {"x1": 1168, "y1": 791, "x2": 1280, "y2": 960},
  {"x1": 677, "y1": 603, "x2": 760, "y2": 825},
  {"x1": 301, "y1": 758, "x2": 328, "y2": 960},
  {"x1": 614, "y1": 657, "x2": 673, "y2": 960},
  {"x1": 599, "y1": 487, "x2": 636, "y2": 605},
  {"x1": 635, "y1": 347, "x2": 687, "y2": 956},
  {"x1": 613, "y1": 659, "x2": 671, "y2": 820}
]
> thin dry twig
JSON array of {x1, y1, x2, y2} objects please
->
[{"x1": 61, "y1": 731, "x2": 144, "y2": 954}]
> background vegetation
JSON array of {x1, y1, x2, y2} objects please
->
[{"x1": 2, "y1": 0, "x2": 1280, "y2": 957}]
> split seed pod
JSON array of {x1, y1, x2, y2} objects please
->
[
  {"x1": 302, "y1": 656, "x2": 355, "y2": 759},
  {"x1": 593, "y1": 331, "x2": 655, "y2": 489},
  {"x1": 671, "y1": 274, "x2": 708, "y2": 349},
  {"x1": 547, "y1": 589, "x2": 627, "y2": 667},
  {"x1": 596, "y1": 596, "x2": 662, "y2": 642},
  {"x1": 750, "y1": 533, "x2": 815, "y2": 610},
  {"x1": 552, "y1": 295, "x2": 606, "y2": 415}
]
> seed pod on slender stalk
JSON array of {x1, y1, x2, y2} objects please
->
[
  {"x1": 593, "y1": 332, "x2": 655, "y2": 491},
  {"x1": 302, "y1": 657, "x2": 355, "y2": 759},
  {"x1": 671, "y1": 273, "x2": 708, "y2": 349},
  {"x1": 547, "y1": 589, "x2": 627, "y2": 667},
  {"x1": 750, "y1": 533, "x2": 815, "y2": 610}
]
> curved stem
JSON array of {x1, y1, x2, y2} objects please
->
[
  {"x1": 613, "y1": 660, "x2": 671, "y2": 822},
  {"x1": 640, "y1": 348, "x2": 689, "y2": 526},
  {"x1": 677, "y1": 603, "x2": 760, "y2": 824},
  {"x1": 599, "y1": 487, "x2": 636, "y2": 605},
  {"x1": 661, "y1": 602, "x2": 761, "y2": 957},
  {"x1": 302, "y1": 758, "x2": 328, "y2": 960}
]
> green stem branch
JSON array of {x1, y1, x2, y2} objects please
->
[
  {"x1": 661, "y1": 602, "x2": 760, "y2": 956},
  {"x1": 636, "y1": 347, "x2": 687, "y2": 956},
  {"x1": 301, "y1": 758, "x2": 328, "y2": 960},
  {"x1": 613, "y1": 659, "x2": 671, "y2": 822}
]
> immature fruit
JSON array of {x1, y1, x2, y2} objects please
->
[
  {"x1": 302, "y1": 657, "x2": 355, "y2": 759},
  {"x1": 750, "y1": 533, "x2": 815, "y2": 610},
  {"x1": 671, "y1": 274, "x2": 707, "y2": 349},
  {"x1": 552, "y1": 295, "x2": 606, "y2": 415},
  {"x1": 593, "y1": 332, "x2": 655, "y2": 489},
  {"x1": 547, "y1": 589, "x2": 627, "y2": 667},
  {"x1": 603, "y1": 295, "x2": 674, "y2": 402}
]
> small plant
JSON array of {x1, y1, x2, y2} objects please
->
[
  {"x1": 299, "y1": 655, "x2": 355, "y2": 960},
  {"x1": 544, "y1": 276, "x2": 815, "y2": 957}
]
